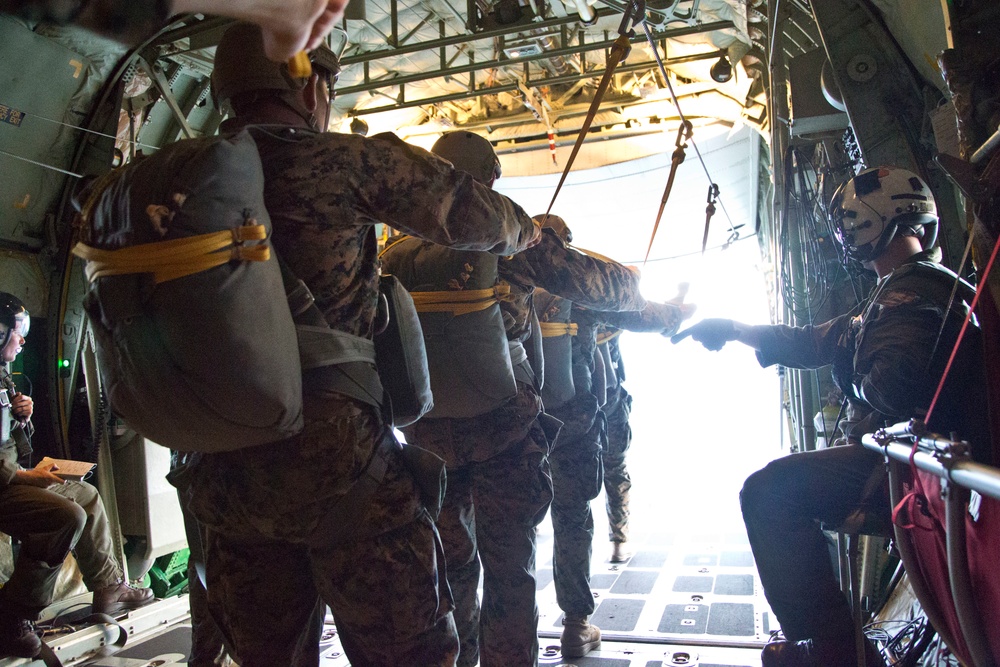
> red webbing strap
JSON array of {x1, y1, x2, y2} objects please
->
[{"x1": 541, "y1": 33, "x2": 632, "y2": 223}]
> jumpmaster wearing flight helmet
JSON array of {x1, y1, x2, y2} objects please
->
[
  {"x1": 0, "y1": 292, "x2": 30, "y2": 352},
  {"x1": 212, "y1": 22, "x2": 348, "y2": 132},
  {"x1": 830, "y1": 166, "x2": 939, "y2": 263}
]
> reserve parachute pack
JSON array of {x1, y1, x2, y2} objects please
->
[
  {"x1": 380, "y1": 236, "x2": 517, "y2": 419},
  {"x1": 535, "y1": 289, "x2": 576, "y2": 410},
  {"x1": 73, "y1": 130, "x2": 303, "y2": 453}
]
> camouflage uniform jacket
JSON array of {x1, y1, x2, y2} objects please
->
[
  {"x1": 498, "y1": 229, "x2": 646, "y2": 346},
  {"x1": 407, "y1": 229, "x2": 644, "y2": 466},
  {"x1": 753, "y1": 251, "x2": 992, "y2": 463},
  {"x1": 221, "y1": 123, "x2": 537, "y2": 340},
  {"x1": 548, "y1": 301, "x2": 683, "y2": 438}
]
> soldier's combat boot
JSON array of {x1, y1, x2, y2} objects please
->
[
  {"x1": 761, "y1": 636, "x2": 886, "y2": 667},
  {"x1": 611, "y1": 541, "x2": 632, "y2": 563},
  {"x1": 0, "y1": 613, "x2": 41, "y2": 659},
  {"x1": 561, "y1": 615, "x2": 601, "y2": 658},
  {"x1": 93, "y1": 580, "x2": 156, "y2": 616}
]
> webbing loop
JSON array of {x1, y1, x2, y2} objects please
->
[
  {"x1": 409, "y1": 284, "x2": 511, "y2": 316},
  {"x1": 596, "y1": 329, "x2": 623, "y2": 345},
  {"x1": 72, "y1": 224, "x2": 270, "y2": 284},
  {"x1": 540, "y1": 321, "x2": 579, "y2": 337}
]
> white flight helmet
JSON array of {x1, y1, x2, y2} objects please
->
[{"x1": 830, "y1": 166, "x2": 938, "y2": 262}]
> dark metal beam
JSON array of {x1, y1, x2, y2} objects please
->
[
  {"x1": 349, "y1": 51, "x2": 722, "y2": 115},
  {"x1": 341, "y1": 13, "x2": 731, "y2": 65},
  {"x1": 338, "y1": 23, "x2": 731, "y2": 95}
]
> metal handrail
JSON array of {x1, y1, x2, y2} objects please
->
[
  {"x1": 862, "y1": 421, "x2": 1000, "y2": 502},
  {"x1": 862, "y1": 420, "x2": 999, "y2": 667}
]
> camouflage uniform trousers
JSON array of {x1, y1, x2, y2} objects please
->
[
  {"x1": 406, "y1": 385, "x2": 553, "y2": 667},
  {"x1": 548, "y1": 395, "x2": 605, "y2": 617},
  {"x1": 185, "y1": 392, "x2": 458, "y2": 667},
  {"x1": 601, "y1": 386, "x2": 633, "y2": 544}
]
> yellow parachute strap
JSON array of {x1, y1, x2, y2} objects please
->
[
  {"x1": 410, "y1": 283, "x2": 511, "y2": 316},
  {"x1": 596, "y1": 329, "x2": 623, "y2": 345},
  {"x1": 72, "y1": 225, "x2": 269, "y2": 284},
  {"x1": 539, "y1": 321, "x2": 579, "y2": 338}
]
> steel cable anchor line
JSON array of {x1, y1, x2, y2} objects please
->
[
  {"x1": 541, "y1": 0, "x2": 646, "y2": 223},
  {"x1": 643, "y1": 120, "x2": 692, "y2": 263}
]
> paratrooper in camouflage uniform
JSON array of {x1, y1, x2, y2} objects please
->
[
  {"x1": 536, "y1": 217, "x2": 692, "y2": 658},
  {"x1": 598, "y1": 331, "x2": 634, "y2": 563},
  {"x1": 194, "y1": 25, "x2": 540, "y2": 667},
  {"x1": 386, "y1": 136, "x2": 644, "y2": 667}
]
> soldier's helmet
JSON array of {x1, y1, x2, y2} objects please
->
[
  {"x1": 432, "y1": 131, "x2": 502, "y2": 185},
  {"x1": 0, "y1": 292, "x2": 30, "y2": 350},
  {"x1": 212, "y1": 22, "x2": 348, "y2": 110},
  {"x1": 533, "y1": 213, "x2": 573, "y2": 244},
  {"x1": 830, "y1": 166, "x2": 938, "y2": 262}
]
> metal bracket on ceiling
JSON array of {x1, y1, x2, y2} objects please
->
[{"x1": 600, "y1": 0, "x2": 700, "y2": 31}]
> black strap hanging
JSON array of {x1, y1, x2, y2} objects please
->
[
  {"x1": 541, "y1": 0, "x2": 645, "y2": 223},
  {"x1": 643, "y1": 121, "x2": 692, "y2": 263}
]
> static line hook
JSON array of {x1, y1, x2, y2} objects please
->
[
  {"x1": 701, "y1": 183, "x2": 720, "y2": 255},
  {"x1": 617, "y1": 0, "x2": 646, "y2": 38},
  {"x1": 675, "y1": 120, "x2": 694, "y2": 148}
]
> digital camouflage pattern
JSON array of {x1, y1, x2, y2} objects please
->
[
  {"x1": 184, "y1": 121, "x2": 538, "y2": 666},
  {"x1": 601, "y1": 336, "x2": 633, "y2": 545},
  {"x1": 399, "y1": 221, "x2": 642, "y2": 665},
  {"x1": 187, "y1": 395, "x2": 457, "y2": 667},
  {"x1": 547, "y1": 298, "x2": 684, "y2": 616},
  {"x1": 411, "y1": 398, "x2": 552, "y2": 667},
  {"x1": 243, "y1": 126, "x2": 536, "y2": 339},
  {"x1": 498, "y1": 229, "x2": 646, "y2": 346}
]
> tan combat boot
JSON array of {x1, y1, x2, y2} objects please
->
[
  {"x1": 611, "y1": 541, "x2": 632, "y2": 563},
  {"x1": 561, "y1": 615, "x2": 601, "y2": 658}
]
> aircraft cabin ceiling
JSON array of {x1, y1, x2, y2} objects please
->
[{"x1": 0, "y1": 0, "x2": 955, "y2": 294}]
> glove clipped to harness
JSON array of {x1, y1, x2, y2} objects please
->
[
  {"x1": 73, "y1": 130, "x2": 303, "y2": 452},
  {"x1": 671, "y1": 318, "x2": 739, "y2": 351}
]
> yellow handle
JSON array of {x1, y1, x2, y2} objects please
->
[{"x1": 288, "y1": 51, "x2": 312, "y2": 78}]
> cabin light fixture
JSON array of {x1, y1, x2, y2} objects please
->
[
  {"x1": 503, "y1": 43, "x2": 544, "y2": 59},
  {"x1": 710, "y1": 55, "x2": 733, "y2": 83}
]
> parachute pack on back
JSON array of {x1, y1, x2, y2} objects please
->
[{"x1": 73, "y1": 129, "x2": 303, "y2": 452}]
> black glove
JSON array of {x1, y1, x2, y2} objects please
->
[{"x1": 670, "y1": 318, "x2": 739, "y2": 351}]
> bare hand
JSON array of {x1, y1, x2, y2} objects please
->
[
  {"x1": 11, "y1": 392, "x2": 32, "y2": 421},
  {"x1": 525, "y1": 220, "x2": 543, "y2": 249},
  {"x1": 14, "y1": 464, "x2": 64, "y2": 488},
  {"x1": 171, "y1": 0, "x2": 350, "y2": 62}
]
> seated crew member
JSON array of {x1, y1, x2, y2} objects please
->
[
  {"x1": 0, "y1": 293, "x2": 154, "y2": 659},
  {"x1": 672, "y1": 166, "x2": 993, "y2": 667}
]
